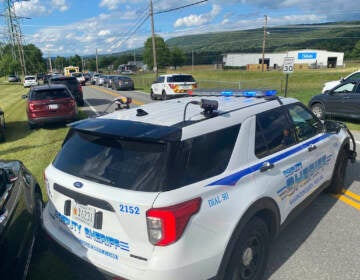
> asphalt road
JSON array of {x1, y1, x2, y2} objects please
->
[{"x1": 78, "y1": 86, "x2": 360, "y2": 280}]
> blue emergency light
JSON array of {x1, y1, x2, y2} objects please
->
[{"x1": 221, "y1": 89, "x2": 277, "y2": 97}]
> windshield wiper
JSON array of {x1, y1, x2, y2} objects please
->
[{"x1": 81, "y1": 173, "x2": 113, "y2": 185}]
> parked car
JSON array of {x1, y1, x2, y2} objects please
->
[
  {"x1": 49, "y1": 75, "x2": 84, "y2": 106},
  {"x1": 0, "y1": 160, "x2": 43, "y2": 280},
  {"x1": 111, "y1": 75, "x2": 134, "y2": 90},
  {"x1": 0, "y1": 107, "x2": 5, "y2": 142},
  {"x1": 103, "y1": 75, "x2": 115, "y2": 88},
  {"x1": 96, "y1": 75, "x2": 105, "y2": 86},
  {"x1": 91, "y1": 73, "x2": 100, "y2": 85},
  {"x1": 8, "y1": 75, "x2": 21, "y2": 83},
  {"x1": 42, "y1": 89, "x2": 356, "y2": 280},
  {"x1": 23, "y1": 75, "x2": 38, "y2": 88},
  {"x1": 71, "y1": 72, "x2": 86, "y2": 86},
  {"x1": 22, "y1": 84, "x2": 78, "y2": 129},
  {"x1": 310, "y1": 80, "x2": 360, "y2": 120},
  {"x1": 150, "y1": 74, "x2": 197, "y2": 100},
  {"x1": 322, "y1": 69, "x2": 360, "y2": 93}
]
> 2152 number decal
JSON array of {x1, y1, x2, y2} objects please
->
[{"x1": 119, "y1": 204, "x2": 140, "y2": 215}]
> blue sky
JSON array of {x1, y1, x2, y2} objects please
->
[{"x1": 5, "y1": 0, "x2": 360, "y2": 57}]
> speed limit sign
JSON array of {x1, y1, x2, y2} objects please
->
[{"x1": 283, "y1": 57, "x2": 295, "y2": 74}]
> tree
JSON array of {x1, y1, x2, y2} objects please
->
[
  {"x1": 23, "y1": 44, "x2": 46, "y2": 74},
  {"x1": 143, "y1": 36, "x2": 170, "y2": 70},
  {"x1": 0, "y1": 43, "x2": 45, "y2": 76},
  {"x1": 54, "y1": 56, "x2": 66, "y2": 71},
  {"x1": 169, "y1": 47, "x2": 186, "y2": 69},
  {"x1": 351, "y1": 40, "x2": 360, "y2": 58}
]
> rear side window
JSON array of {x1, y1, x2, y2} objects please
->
[
  {"x1": 255, "y1": 108, "x2": 296, "y2": 158},
  {"x1": 168, "y1": 75, "x2": 195, "y2": 83},
  {"x1": 30, "y1": 89, "x2": 71, "y2": 100}
]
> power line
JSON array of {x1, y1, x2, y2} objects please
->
[{"x1": 154, "y1": 0, "x2": 208, "y2": 15}]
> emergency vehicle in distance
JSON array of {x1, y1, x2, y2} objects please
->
[
  {"x1": 42, "y1": 89, "x2": 356, "y2": 280},
  {"x1": 64, "y1": 66, "x2": 80, "y2": 77}
]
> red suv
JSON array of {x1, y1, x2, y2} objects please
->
[{"x1": 23, "y1": 84, "x2": 78, "y2": 129}]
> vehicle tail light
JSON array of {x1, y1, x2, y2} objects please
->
[
  {"x1": 29, "y1": 101, "x2": 42, "y2": 111},
  {"x1": 169, "y1": 83, "x2": 176, "y2": 89},
  {"x1": 146, "y1": 197, "x2": 201, "y2": 246},
  {"x1": 78, "y1": 85, "x2": 83, "y2": 93},
  {"x1": 193, "y1": 83, "x2": 197, "y2": 89}
]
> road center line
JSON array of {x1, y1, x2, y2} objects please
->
[
  {"x1": 90, "y1": 85, "x2": 145, "y2": 106},
  {"x1": 332, "y1": 193, "x2": 360, "y2": 211}
]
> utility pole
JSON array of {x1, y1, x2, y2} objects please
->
[
  {"x1": 4, "y1": 0, "x2": 27, "y2": 76},
  {"x1": 192, "y1": 49, "x2": 194, "y2": 72},
  {"x1": 96, "y1": 48, "x2": 99, "y2": 73},
  {"x1": 150, "y1": 0, "x2": 158, "y2": 79},
  {"x1": 48, "y1": 52, "x2": 52, "y2": 73},
  {"x1": 261, "y1": 15, "x2": 268, "y2": 72}
]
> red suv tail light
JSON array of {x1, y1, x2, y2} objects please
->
[
  {"x1": 146, "y1": 197, "x2": 201, "y2": 246},
  {"x1": 28, "y1": 101, "x2": 41, "y2": 111}
]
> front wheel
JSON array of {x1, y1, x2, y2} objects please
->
[
  {"x1": 326, "y1": 147, "x2": 348, "y2": 194},
  {"x1": 161, "y1": 90, "x2": 167, "y2": 101},
  {"x1": 150, "y1": 89, "x2": 156, "y2": 100},
  {"x1": 225, "y1": 217, "x2": 270, "y2": 280},
  {"x1": 311, "y1": 103, "x2": 325, "y2": 119}
]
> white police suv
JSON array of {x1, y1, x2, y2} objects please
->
[{"x1": 42, "y1": 90, "x2": 356, "y2": 280}]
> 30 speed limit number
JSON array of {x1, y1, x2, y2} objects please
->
[{"x1": 283, "y1": 57, "x2": 295, "y2": 74}]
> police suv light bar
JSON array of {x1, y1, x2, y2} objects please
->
[{"x1": 190, "y1": 89, "x2": 277, "y2": 97}]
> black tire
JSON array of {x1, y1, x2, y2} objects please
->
[
  {"x1": 77, "y1": 99, "x2": 85, "y2": 107},
  {"x1": 150, "y1": 89, "x2": 156, "y2": 100},
  {"x1": 326, "y1": 147, "x2": 348, "y2": 194},
  {"x1": 225, "y1": 217, "x2": 270, "y2": 280},
  {"x1": 33, "y1": 192, "x2": 43, "y2": 234},
  {"x1": 28, "y1": 122, "x2": 36, "y2": 129},
  {"x1": 311, "y1": 103, "x2": 325, "y2": 119},
  {"x1": 161, "y1": 90, "x2": 167, "y2": 101}
]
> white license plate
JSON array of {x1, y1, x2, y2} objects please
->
[
  {"x1": 180, "y1": 85, "x2": 191, "y2": 90},
  {"x1": 73, "y1": 204, "x2": 95, "y2": 227},
  {"x1": 48, "y1": 104, "x2": 59, "y2": 110}
]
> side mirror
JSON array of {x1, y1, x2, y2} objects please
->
[
  {"x1": 324, "y1": 120, "x2": 341, "y2": 133},
  {"x1": 21, "y1": 94, "x2": 28, "y2": 99}
]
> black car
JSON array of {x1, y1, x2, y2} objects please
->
[
  {"x1": 111, "y1": 75, "x2": 134, "y2": 90},
  {"x1": 0, "y1": 108, "x2": 4, "y2": 142},
  {"x1": 309, "y1": 80, "x2": 360, "y2": 120},
  {"x1": 49, "y1": 76, "x2": 84, "y2": 106},
  {"x1": 0, "y1": 160, "x2": 43, "y2": 280}
]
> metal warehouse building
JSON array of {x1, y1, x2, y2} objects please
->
[{"x1": 223, "y1": 49, "x2": 344, "y2": 69}]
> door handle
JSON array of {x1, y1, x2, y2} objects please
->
[
  {"x1": 308, "y1": 144, "x2": 317, "y2": 152},
  {"x1": 260, "y1": 162, "x2": 274, "y2": 172}
]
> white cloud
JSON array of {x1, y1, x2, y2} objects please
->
[
  {"x1": 13, "y1": 0, "x2": 69, "y2": 17},
  {"x1": 51, "y1": 0, "x2": 69, "y2": 12},
  {"x1": 99, "y1": 0, "x2": 122, "y2": 11},
  {"x1": 98, "y1": 30, "x2": 111, "y2": 36},
  {"x1": 174, "y1": 4, "x2": 221, "y2": 28}
]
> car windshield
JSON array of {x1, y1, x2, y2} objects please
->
[
  {"x1": 30, "y1": 89, "x2": 71, "y2": 100},
  {"x1": 168, "y1": 75, "x2": 195, "y2": 83},
  {"x1": 53, "y1": 125, "x2": 239, "y2": 191}
]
